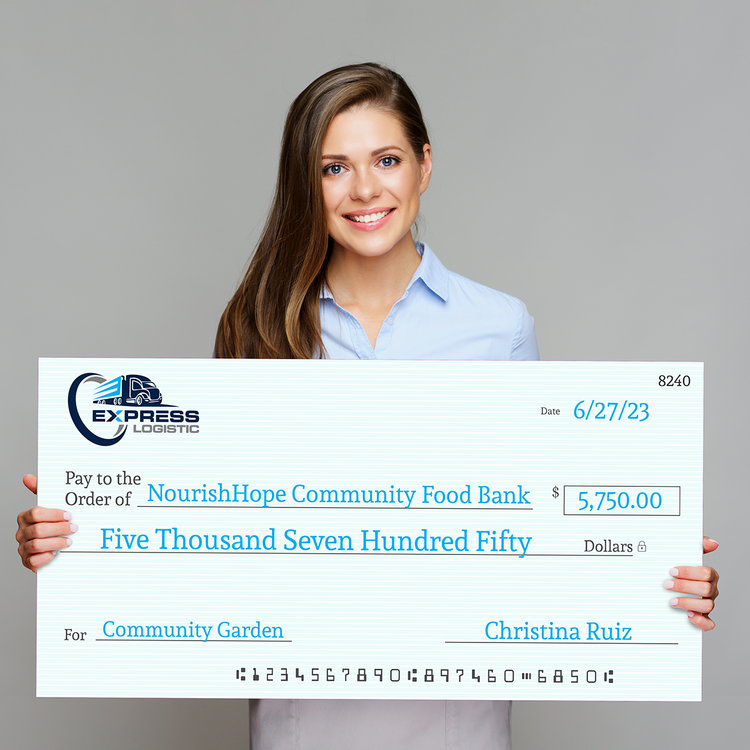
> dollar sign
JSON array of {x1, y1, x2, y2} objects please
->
[{"x1": 552, "y1": 486, "x2": 559, "y2": 499}]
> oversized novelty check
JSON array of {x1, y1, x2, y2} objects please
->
[{"x1": 37, "y1": 360, "x2": 703, "y2": 700}]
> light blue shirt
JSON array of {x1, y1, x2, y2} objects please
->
[
  {"x1": 320, "y1": 242, "x2": 539, "y2": 362},
  {"x1": 250, "y1": 243, "x2": 538, "y2": 750}
]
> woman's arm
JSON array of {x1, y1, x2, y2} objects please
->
[{"x1": 16, "y1": 475, "x2": 78, "y2": 572}]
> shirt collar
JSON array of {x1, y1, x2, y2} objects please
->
[
  {"x1": 409, "y1": 242, "x2": 449, "y2": 301},
  {"x1": 319, "y1": 241, "x2": 449, "y2": 302}
]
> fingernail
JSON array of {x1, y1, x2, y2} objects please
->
[
  {"x1": 663, "y1": 580, "x2": 674, "y2": 589},
  {"x1": 52, "y1": 550, "x2": 57, "y2": 556},
  {"x1": 66, "y1": 538, "x2": 73, "y2": 547},
  {"x1": 669, "y1": 598, "x2": 679, "y2": 606},
  {"x1": 69, "y1": 523, "x2": 79, "y2": 533},
  {"x1": 669, "y1": 568, "x2": 679, "y2": 577},
  {"x1": 63, "y1": 512, "x2": 72, "y2": 521},
  {"x1": 708, "y1": 538, "x2": 718, "y2": 546},
  {"x1": 687, "y1": 611, "x2": 695, "y2": 617}
]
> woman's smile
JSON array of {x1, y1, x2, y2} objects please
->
[{"x1": 343, "y1": 207, "x2": 396, "y2": 229}]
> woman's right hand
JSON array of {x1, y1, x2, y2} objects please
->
[{"x1": 16, "y1": 475, "x2": 78, "y2": 573}]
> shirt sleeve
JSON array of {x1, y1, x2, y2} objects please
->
[{"x1": 509, "y1": 299, "x2": 540, "y2": 361}]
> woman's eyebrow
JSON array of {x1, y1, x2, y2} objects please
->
[
  {"x1": 371, "y1": 145, "x2": 406, "y2": 156},
  {"x1": 321, "y1": 145, "x2": 407, "y2": 160}
]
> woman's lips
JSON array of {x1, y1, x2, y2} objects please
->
[{"x1": 343, "y1": 208, "x2": 395, "y2": 231}]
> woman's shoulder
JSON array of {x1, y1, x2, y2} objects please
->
[
  {"x1": 419, "y1": 243, "x2": 530, "y2": 315},
  {"x1": 417, "y1": 244, "x2": 539, "y2": 361},
  {"x1": 453, "y1": 268, "x2": 529, "y2": 314}
]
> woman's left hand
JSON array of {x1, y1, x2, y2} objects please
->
[{"x1": 665, "y1": 537, "x2": 720, "y2": 631}]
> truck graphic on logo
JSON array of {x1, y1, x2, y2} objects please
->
[{"x1": 92, "y1": 375, "x2": 163, "y2": 407}]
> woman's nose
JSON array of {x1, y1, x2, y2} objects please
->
[{"x1": 350, "y1": 169, "x2": 381, "y2": 202}]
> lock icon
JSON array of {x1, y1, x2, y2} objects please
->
[{"x1": 637, "y1": 541, "x2": 647, "y2": 552}]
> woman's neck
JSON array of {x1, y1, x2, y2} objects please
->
[
  {"x1": 326, "y1": 234, "x2": 422, "y2": 347},
  {"x1": 327, "y1": 234, "x2": 421, "y2": 308}
]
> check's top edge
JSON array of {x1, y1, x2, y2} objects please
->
[{"x1": 38, "y1": 359, "x2": 705, "y2": 366}]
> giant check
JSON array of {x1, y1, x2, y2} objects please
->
[{"x1": 38, "y1": 360, "x2": 703, "y2": 699}]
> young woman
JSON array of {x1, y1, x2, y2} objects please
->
[{"x1": 17, "y1": 63, "x2": 719, "y2": 749}]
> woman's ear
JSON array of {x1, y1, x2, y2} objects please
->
[{"x1": 419, "y1": 143, "x2": 433, "y2": 194}]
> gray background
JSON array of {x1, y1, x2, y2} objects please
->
[{"x1": 2, "y1": 1, "x2": 747, "y2": 747}]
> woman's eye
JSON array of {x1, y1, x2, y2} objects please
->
[
  {"x1": 379, "y1": 156, "x2": 400, "y2": 168},
  {"x1": 323, "y1": 163, "x2": 344, "y2": 176}
]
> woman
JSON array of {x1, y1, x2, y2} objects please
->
[{"x1": 17, "y1": 63, "x2": 719, "y2": 749}]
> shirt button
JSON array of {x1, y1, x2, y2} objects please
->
[{"x1": 387, "y1": 317, "x2": 394, "y2": 326}]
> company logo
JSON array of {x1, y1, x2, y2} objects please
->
[{"x1": 68, "y1": 373, "x2": 200, "y2": 446}]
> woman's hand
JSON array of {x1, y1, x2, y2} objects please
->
[
  {"x1": 665, "y1": 537, "x2": 719, "y2": 631},
  {"x1": 16, "y1": 475, "x2": 78, "y2": 573}
]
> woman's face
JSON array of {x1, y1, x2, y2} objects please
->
[{"x1": 321, "y1": 106, "x2": 432, "y2": 262}]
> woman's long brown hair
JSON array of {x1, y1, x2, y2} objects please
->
[{"x1": 214, "y1": 63, "x2": 430, "y2": 359}]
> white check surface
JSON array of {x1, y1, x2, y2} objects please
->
[{"x1": 37, "y1": 360, "x2": 703, "y2": 699}]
